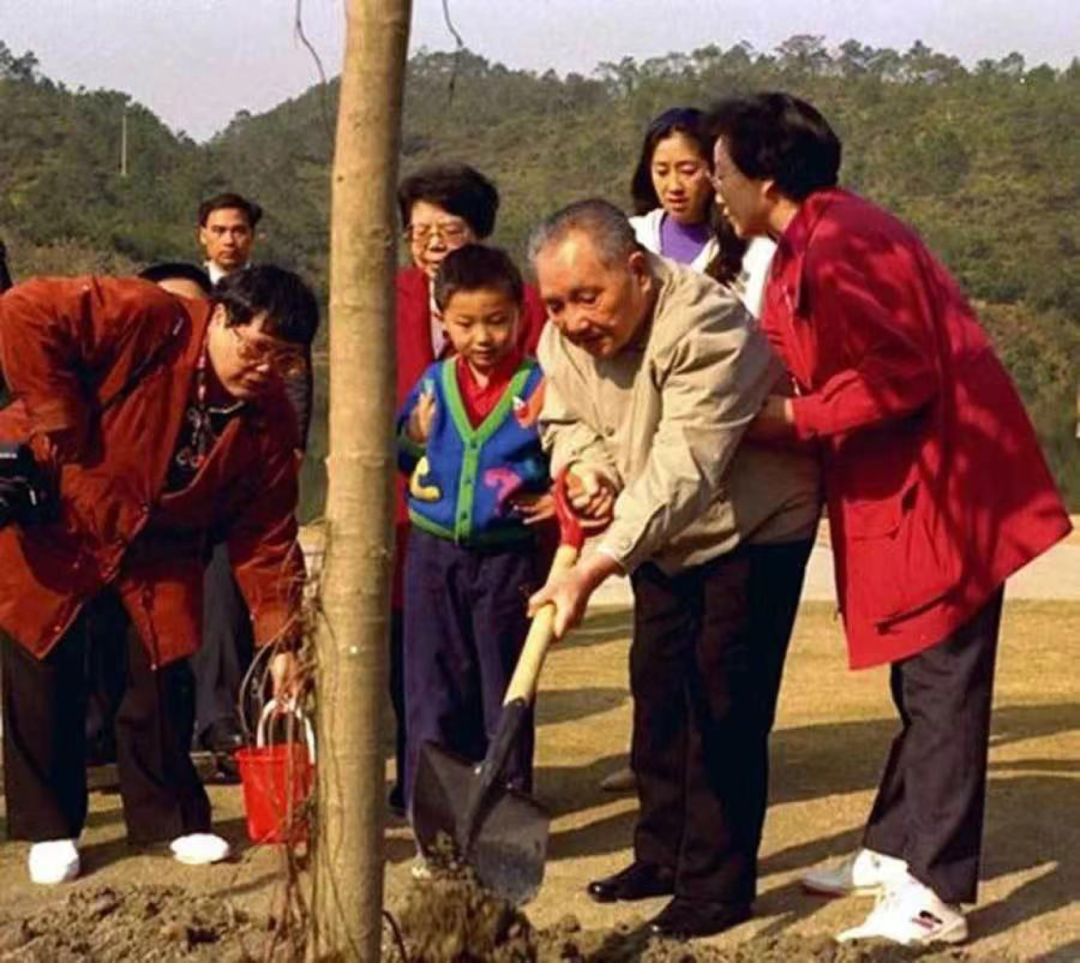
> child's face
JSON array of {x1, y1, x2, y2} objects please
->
[{"x1": 442, "y1": 287, "x2": 521, "y2": 374}]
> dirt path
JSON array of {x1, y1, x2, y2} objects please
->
[{"x1": 1, "y1": 600, "x2": 1077, "y2": 960}]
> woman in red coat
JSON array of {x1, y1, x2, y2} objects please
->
[
  {"x1": 707, "y1": 93, "x2": 1071, "y2": 947},
  {"x1": 389, "y1": 164, "x2": 546, "y2": 812}
]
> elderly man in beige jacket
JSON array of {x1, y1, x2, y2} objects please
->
[{"x1": 527, "y1": 199, "x2": 820, "y2": 940}]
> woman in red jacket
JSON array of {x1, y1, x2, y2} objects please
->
[
  {"x1": 707, "y1": 92, "x2": 1071, "y2": 947},
  {"x1": 389, "y1": 164, "x2": 546, "y2": 813}
]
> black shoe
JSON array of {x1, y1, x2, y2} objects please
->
[
  {"x1": 387, "y1": 784, "x2": 406, "y2": 819},
  {"x1": 648, "y1": 897, "x2": 751, "y2": 940},
  {"x1": 86, "y1": 733, "x2": 117, "y2": 767},
  {"x1": 207, "y1": 752, "x2": 242, "y2": 785},
  {"x1": 587, "y1": 862, "x2": 675, "y2": 904},
  {"x1": 201, "y1": 719, "x2": 245, "y2": 755}
]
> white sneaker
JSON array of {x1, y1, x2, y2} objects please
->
[
  {"x1": 599, "y1": 766, "x2": 637, "y2": 793},
  {"x1": 838, "y1": 874, "x2": 968, "y2": 945},
  {"x1": 170, "y1": 833, "x2": 231, "y2": 865},
  {"x1": 28, "y1": 839, "x2": 80, "y2": 885},
  {"x1": 801, "y1": 847, "x2": 909, "y2": 896}
]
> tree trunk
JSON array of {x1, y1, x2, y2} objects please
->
[{"x1": 310, "y1": 1, "x2": 411, "y2": 959}]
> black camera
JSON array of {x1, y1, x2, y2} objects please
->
[{"x1": 0, "y1": 442, "x2": 55, "y2": 529}]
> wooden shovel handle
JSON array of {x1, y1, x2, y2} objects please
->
[
  {"x1": 503, "y1": 468, "x2": 586, "y2": 706},
  {"x1": 503, "y1": 543, "x2": 579, "y2": 706}
]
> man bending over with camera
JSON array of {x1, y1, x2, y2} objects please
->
[{"x1": 0, "y1": 266, "x2": 317, "y2": 884}]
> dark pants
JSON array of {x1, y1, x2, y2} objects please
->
[
  {"x1": 631, "y1": 538, "x2": 813, "y2": 905},
  {"x1": 389, "y1": 607, "x2": 407, "y2": 796},
  {"x1": 83, "y1": 592, "x2": 130, "y2": 762},
  {"x1": 402, "y1": 529, "x2": 538, "y2": 810},
  {"x1": 2, "y1": 593, "x2": 211, "y2": 844},
  {"x1": 863, "y1": 588, "x2": 1004, "y2": 904},
  {"x1": 189, "y1": 542, "x2": 253, "y2": 741}
]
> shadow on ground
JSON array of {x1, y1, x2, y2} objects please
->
[{"x1": 541, "y1": 701, "x2": 1078, "y2": 944}]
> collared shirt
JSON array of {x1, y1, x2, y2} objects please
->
[
  {"x1": 205, "y1": 260, "x2": 248, "y2": 286},
  {"x1": 456, "y1": 347, "x2": 525, "y2": 427},
  {"x1": 539, "y1": 254, "x2": 820, "y2": 575},
  {"x1": 428, "y1": 286, "x2": 448, "y2": 359}
]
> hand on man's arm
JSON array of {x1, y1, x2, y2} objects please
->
[{"x1": 745, "y1": 395, "x2": 797, "y2": 443}]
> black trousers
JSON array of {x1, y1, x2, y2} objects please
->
[
  {"x1": 189, "y1": 542, "x2": 254, "y2": 740},
  {"x1": 402, "y1": 530, "x2": 538, "y2": 809},
  {"x1": 389, "y1": 607, "x2": 407, "y2": 795},
  {"x1": 2, "y1": 593, "x2": 211, "y2": 844},
  {"x1": 631, "y1": 538, "x2": 813, "y2": 905},
  {"x1": 83, "y1": 592, "x2": 130, "y2": 760},
  {"x1": 863, "y1": 587, "x2": 1004, "y2": 904}
]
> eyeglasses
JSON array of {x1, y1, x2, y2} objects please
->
[
  {"x1": 709, "y1": 170, "x2": 739, "y2": 192},
  {"x1": 229, "y1": 325, "x2": 307, "y2": 378},
  {"x1": 404, "y1": 221, "x2": 471, "y2": 246}
]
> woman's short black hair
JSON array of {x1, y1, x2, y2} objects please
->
[
  {"x1": 212, "y1": 265, "x2": 320, "y2": 345},
  {"x1": 397, "y1": 164, "x2": 500, "y2": 238},
  {"x1": 432, "y1": 244, "x2": 524, "y2": 314},
  {"x1": 706, "y1": 92, "x2": 841, "y2": 201},
  {"x1": 629, "y1": 106, "x2": 715, "y2": 216}
]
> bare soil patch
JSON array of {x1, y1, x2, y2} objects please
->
[{"x1": 1, "y1": 601, "x2": 1076, "y2": 961}]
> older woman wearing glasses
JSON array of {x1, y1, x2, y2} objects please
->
[{"x1": 389, "y1": 164, "x2": 547, "y2": 814}]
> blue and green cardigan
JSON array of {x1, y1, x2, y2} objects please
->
[{"x1": 397, "y1": 357, "x2": 549, "y2": 546}]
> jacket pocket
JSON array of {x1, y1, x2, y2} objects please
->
[{"x1": 844, "y1": 482, "x2": 960, "y2": 626}]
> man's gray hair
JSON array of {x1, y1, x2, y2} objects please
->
[{"x1": 527, "y1": 198, "x2": 640, "y2": 268}]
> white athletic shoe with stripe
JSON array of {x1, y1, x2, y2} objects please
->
[
  {"x1": 801, "y1": 847, "x2": 909, "y2": 896},
  {"x1": 838, "y1": 874, "x2": 968, "y2": 946}
]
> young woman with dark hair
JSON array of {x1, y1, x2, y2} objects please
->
[{"x1": 628, "y1": 107, "x2": 775, "y2": 317}]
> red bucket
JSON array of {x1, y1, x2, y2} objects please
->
[{"x1": 235, "y1": 700, "x2": 316, "y2": 844}]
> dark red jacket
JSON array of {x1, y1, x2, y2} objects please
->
[
  {"x1": 391, "y1": 267, "x2": 547, "y2": 604},
  {"x1": 0, "y1": 277, "x2": 304, "y2": 667},
  {"x1": 762, "y1": 189, "x2": 1071, "y2": 668}
]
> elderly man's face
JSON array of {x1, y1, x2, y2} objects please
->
[{"x1": 534, "y1": 231, "x2": 653, "y2": 359}]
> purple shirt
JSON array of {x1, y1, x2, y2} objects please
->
[{"x1": 659, "y1": 214, "x2": 711, "y2": 265}]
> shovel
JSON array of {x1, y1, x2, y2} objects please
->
[{"x1": 411, "y1": 468, "x2": 585, "y2": 905}]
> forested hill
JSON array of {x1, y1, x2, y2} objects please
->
[{"x1": 1, "y1": 37, "x2": 1078, "y2": 510}]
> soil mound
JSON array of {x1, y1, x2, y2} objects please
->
[
  {"x1": 0, "y1": 877, "x2": 1018, "y2": 963},
  {"x1": 390, "y1": 868, "x2": 1013, "y2": 963},
  {"x1": 0, "y1": 884, "x2": 276, "y2": 963}
]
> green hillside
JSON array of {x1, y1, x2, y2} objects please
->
[{"x1": 1, "y1": 37, "x2": 1078, "y2": 513}]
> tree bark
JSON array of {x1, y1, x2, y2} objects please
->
[{"x1": 310, "y1": 1, "x2": 411, "y2": 959}]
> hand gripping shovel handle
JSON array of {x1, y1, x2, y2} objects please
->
[
  {"x1": 457, "y1": 468, "x2": 584, "y2": 852},
  {"x1": 503, "y1": 467, "x2": 584, "y2": 707}
]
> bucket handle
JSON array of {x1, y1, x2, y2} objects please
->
[{"x1": 256, "y1": 698, "x2": 317, "y2": 763}]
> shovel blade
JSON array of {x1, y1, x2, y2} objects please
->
[{"x1": 413, "y1": 741, "x2": 549, "y2": 905}]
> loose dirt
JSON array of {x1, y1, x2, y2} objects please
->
[{"x1": 1, "y1": 601, "x2": 1076, "y2": 961}]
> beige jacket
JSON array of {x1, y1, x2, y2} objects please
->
[{"x1": 538, "y1": 254, "x2": 821, "y2": 575}]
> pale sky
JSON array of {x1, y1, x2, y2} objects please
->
[{"x1": 1, "y1": 0, "x2": 1076, "y2": 142}]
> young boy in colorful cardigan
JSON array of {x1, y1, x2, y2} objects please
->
[{"x1": 396, "y1": 245, "x2": 552, "y2": 831}]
